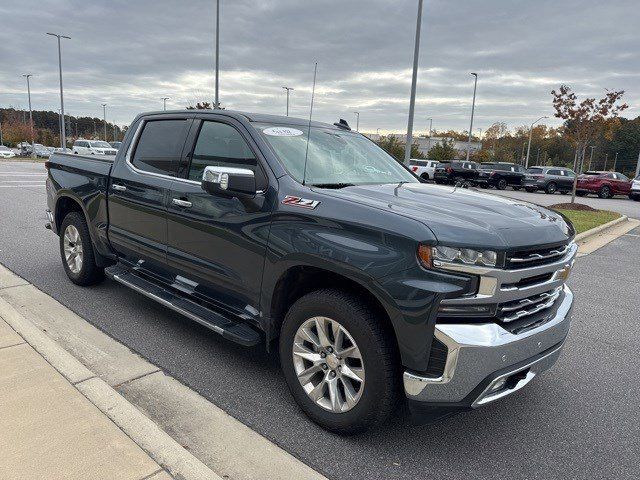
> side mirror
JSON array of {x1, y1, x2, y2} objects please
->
[{"x1": 202, "y1": 165, "x2": 256, "y2": 198}]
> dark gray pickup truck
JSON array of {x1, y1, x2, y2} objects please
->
[{"x1": 46, "y1": 110, "x2": 577, "y2": 433}]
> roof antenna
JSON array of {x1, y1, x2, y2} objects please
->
[{"x1": 301, "y1": 62, "x2": 318, "y2": 186}]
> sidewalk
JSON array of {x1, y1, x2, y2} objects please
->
[{"x1": 0, "y1": 316, "x2": 171, "y2": 480}]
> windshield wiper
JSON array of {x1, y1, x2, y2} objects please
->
[{"x1": 310, "y1": 183, "x2": 355, "y2": 189}]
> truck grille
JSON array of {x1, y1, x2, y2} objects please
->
[
  {"x1": 505, "y1": 242, "x2": 570, "y2": 269},
  {"x1": 497, "y1": 287, "x2": 562, "y2": 323}
]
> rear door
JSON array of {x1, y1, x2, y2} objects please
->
[
  {"x1": 613, "y1": 173, "x2": 631, "y2": 194},
  {"x1": 165, "y1": 115, "x2": 273, "y2": 317},
  {"x1": 108, "y1": 114, "x2": 193, "y2": 279}
]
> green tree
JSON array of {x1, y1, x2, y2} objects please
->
[
  {"x1": 427, "y1": 139, "x2": 456, "y2": 161},
  {"x1": 376, "y1": 136, "x2": 424, "y2": 161}
]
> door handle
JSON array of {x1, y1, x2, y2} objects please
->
[
  {"x1": 112, "y1": 184, "x2": 127, "y2": 192},
  {"x1": 172, "y1": 198, "x2": 192, "y2": 208}
]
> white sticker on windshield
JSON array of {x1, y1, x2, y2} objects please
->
[{"x1": 263, "y1": 127, "x2": 304, "y2": 137}]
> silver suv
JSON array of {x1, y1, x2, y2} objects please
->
[{"x1": 523, "y1": 166, "x2": 576, "y2": 194}]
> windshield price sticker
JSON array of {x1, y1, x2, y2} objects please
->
[{"x1": 263, "y1": 127, "x2": 304, "y2": 137}]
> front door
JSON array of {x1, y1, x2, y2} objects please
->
[
  {"x1": 108, "y1": 116, "x2": 193, "y2": 279},
  {"x1": 166, "y1": 117, "x2": 273, "y2": 319}
]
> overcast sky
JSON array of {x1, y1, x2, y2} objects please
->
[{"x1": 1, "y1": 0, "x2": 638, "y2": 133}]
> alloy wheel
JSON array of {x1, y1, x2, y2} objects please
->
[
  {"x1": 292, "y1": 316, "x2": 365, "y2": 413},
  {"x1": 63, "y1": 225, "x2": 83, "y2": 274}
]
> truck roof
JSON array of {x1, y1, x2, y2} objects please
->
[{"x1": 139, "y1": 109, "x2": 342, "y2": 130}]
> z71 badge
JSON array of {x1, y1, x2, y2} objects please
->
[{"x1": 282, "y1": 195, "x2": 320, "y2": 209}]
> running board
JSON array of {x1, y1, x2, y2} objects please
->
[{"x1": 105, "y1": 265, "x2": 261, "y2": 347}]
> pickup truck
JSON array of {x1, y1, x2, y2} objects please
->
[{"x1": 46, "y1": 110, "x2": 577, "y2": 434}]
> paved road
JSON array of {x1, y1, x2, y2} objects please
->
[{"x1": 1, "y1": 160, "x2": 639, "y2": 479}]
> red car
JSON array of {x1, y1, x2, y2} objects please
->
[{"x1": 576, "y1": 171, "x2": 632, "y2": 199}]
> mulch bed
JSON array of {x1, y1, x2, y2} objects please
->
[{"x1": 548, "y1": 203, "x2": 597, "y2": 212}]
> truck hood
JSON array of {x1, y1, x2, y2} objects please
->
[{"x1": 319, "y1": 183, "x2": 572, "y2": 249}]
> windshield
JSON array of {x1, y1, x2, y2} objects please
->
[
  {"x1": 256, "y1": 123, "x2": 417, "y2": 186},
  {"x1": 90, "y1": 141, "x2": 112, "y2": 148}
]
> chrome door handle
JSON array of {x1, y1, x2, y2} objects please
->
[
  {"x1": 172, "y1": 198, "x2": 192, "y2": 208},
  {"x1": 112, "y1": 184, "x2": 127, "y2": 192}
]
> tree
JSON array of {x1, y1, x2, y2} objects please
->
[
  {"x1": 376, "y1": 136, "x2": 424, "y2": 161},
  {"x1": 427, "y1": 139, "x2": 456, "y2": 161},
  {"x1": 551, "y1": 85, "x2": 628, "y2": 202},
  {"x1": 186, "y1": 102, "x2": 213, "y2": 110}
]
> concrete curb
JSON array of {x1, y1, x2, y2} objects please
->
[
  {"x1": 0, "y1": 297, "x2": 221, "y2": 480},
  {"x1": 574, "y1": 214, "x2": 628, "y2": 242}
]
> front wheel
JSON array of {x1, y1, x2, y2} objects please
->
[
  {"x1": 279, "y1": 289, "x2": 399, "y2": 434},
  {"x1": 59, "y1": 212, "x2": 105, "y2": 286},
  {"x1": 545, "y1": 182, "x2": 557, "y2": 194},
  {"x1": 496, "y1": 178, "x2": 508, "y2": 190}
]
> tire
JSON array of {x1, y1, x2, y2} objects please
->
[
  {"x1": 545, "y1": 182, "x2": 557, "y2": 194},
  {"x1": 59, "y1": 211, "x2": 105, "y2": 286},
  {"x1": 525, "y1": 187, "x2": 537, "y2": 193},
  {"x1": 631, "y1": 194, "x2": 640, "y2": 202},
  {"x1": 496, "y1": 178, "x2": 508, "y2": 190},
  {"x1": 420, "y1": 173, "x2": 429, "y2": 181},
  {"x1": 279, "y1": 289, "x2": 399, "y2": 434},
  {"x1": 598, "y1": 185, "x2": 611, "y2": 199}
]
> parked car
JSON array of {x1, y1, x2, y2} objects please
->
[
  {"x1": 409, "y1": 159, "x2": 439, "y2": 180},
  {"x1": 0, "y1": 145, "x2": 16, "y2": 158},
  {"x1": 46, "y1": 110, "x2": 576, "y2": 434},
  {"x1": 476, "y1": 162, "x2": 525, "y2": 190},
  {"x1": 433, "y1": 160, "x2": 479, "y2": 185},
  {"x1": 72, "y1": 139, "x2": 118, "y2": 156},
  {"x1": 109, "y1": 141, "x2": 123, "y2": 150},
  {"x1": 630, "y1": 174, "x2": 640, "y2": 201},
  {"x1": 33, "y1": 144, "x2": 51, "y2": 158},
  {"x1": 576, "y1": 171, "x2": 632, "y2": 199},
  {"x1": 523, "y1": 166, "x2": 576, "y2": 194}
]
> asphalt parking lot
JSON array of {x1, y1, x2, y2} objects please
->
[{"x1": 1, "y1": 160, "x2": 639, "y2": 479}]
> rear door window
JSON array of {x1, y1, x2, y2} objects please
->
[{"x1": 131, "y1": 120, "x2": 190, "y2": 176}]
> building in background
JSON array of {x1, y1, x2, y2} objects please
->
[{"x1": 364, "y1": 133, "x2": 482, "y2": 159}]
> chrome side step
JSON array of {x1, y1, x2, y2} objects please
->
[{"x1": 105, "y1": 265, "x2": 261, "y2": 347}]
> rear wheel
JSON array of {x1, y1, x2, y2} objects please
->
[
  {"x1": 59, "y1": 212, "x2": 105, "y2": 286},
  {"x1": 598, "y1": 185, "x2": 612, "y2": 199},
  {"x1": 545, "y1": 182, "x2": 557, "y2": 194},
  {"x1": 279, "y1": 289, "x2": 399, "y2": 434},
  {"x1": 420, "y1": 173, "x2": 430, "y2": 181}
]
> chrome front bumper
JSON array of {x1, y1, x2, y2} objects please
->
[{"x1": 404, "y1": 284, "x2": 573, "y2": 406}]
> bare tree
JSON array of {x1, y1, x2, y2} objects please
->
[{"x1": 551, "y1": 85, "x2": 628, "y2": 202}]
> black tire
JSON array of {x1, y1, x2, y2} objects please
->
[
  {"x1": 631, "y1": 194, "x2": 640, "y2": 202},
  {"x1": 279, "y1": 289, "x2": 399, "y2": 434},
  {"x1": 525, "y1": 187, "x2": 537, "y2": 193},
  {"x1": 59, "y1": 211, "x2": 105, "y2": 286},
  {"x1": 598, "y1": 185, "x2": 611, "y2": 199},
  {"x1": 420, "y1": 173, "x2": 430, "y2": 181},
  {"x1": 496, "y1": 178, "x2": 508, "y2": 190},
  {"x1": 545, "y1": 182, "x2": 557, "y2": 194}
]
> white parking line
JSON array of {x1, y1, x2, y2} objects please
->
[
  {"x1": 0, "y1": 180, "x2": 46, "y2": 183},
  {"x1": 0, "y1": 185, "x2": 45, "y2": 188}
]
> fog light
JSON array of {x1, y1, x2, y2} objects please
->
[{"x1": 437, "y1": 304, "x2": 496, "y2": 317}]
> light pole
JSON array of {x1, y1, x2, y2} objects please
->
[
  {"x1": 102, "y1": 104, "x2": 107, "y2": 141},
  {"x1": 588, "y1": 146, "x2": 595, "y2": 171},
  {"x1": 604, "y1": 153, "x2": 608, "y2": 170},
  {"x1": 426, "y1": 117, "x2": 432, "y2": 137},
  {"x1": 613, "y1": 152, "x2": 618, "y2": 171},
  {"x1": 282, "y1": 86, "x2": 293, "y2": 116},
  {"x1": 477, "y1": 128, "x2": 482, "y2": 141},
  {"x1": 47, "y1": 32, "x2": 71, "y2": 150},
  {"x1": 404, "y1": 0, "x2": 424, "y2": 166},
  {"x1": 214, "y1": 0, "x2": 220, "y2": 108},
  {"x1": 354, "y1": 111, "x2": 360, "y2": 132},
  {"x1": 23, "y1": 74, "x2": 36, "y2": 158},
  {"x1": 635, "y1": 150, "x2": 640, "y2": 178},
  {"x1": 161, "y1": 97, "x2": 170, "y2": 111},
  {"x1": 525, "y1": 115, "x2": 548, "y2": 168},
  {"x1": 465, "y1": 73, "x2": 478, "y2": 162},
  {"x1": 0, "y1": 121, "x2": 3, "y2": 145}
]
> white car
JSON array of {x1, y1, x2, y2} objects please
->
[
  {"x1": 72, "y1": 139, "x2": 118, "y2": 156},
  {"x1": 630, "y1": 175, "x2": 640, "y2": 202},
  {"x1": 0, "y1": 145, "x2": 16, "y2": 158},
  {"x1": 409, "y1": 159, "x2": 439, "y2": 180}
]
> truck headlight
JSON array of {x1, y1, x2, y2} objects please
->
[{"x1": 433, "y1": 246, "x2": 497, "y2": 267}]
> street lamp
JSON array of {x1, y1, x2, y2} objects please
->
[
  {"x1": 282, "y1": 86, "x2": 293, "y2": 116},
  {"x1": 22, "y1": 74, "x2": 36, "y2": 158},
  {"x1": 102, "y1": 104, "x2": 107, "y2": 141},
  {"x1": 214, "y1": 0, "x2": 220, "y2": 108},
  {"x1": 161, "y1": 97, "x2": 170, "y2": 111},
  {"x1": 465, "y1": 73, "x2": 478, "y2": 162},
  {"x1": 525, "y1": 115, "x2": 548, "y2": 168},
  {"x1": 588, "y1": 146, "x2": 595, "y2": 171},
  {"x1": 354, "y1": 111, "x2": 360, "y2": 132},
  {"x1": 613, "y1": 152, "x2": 618, "y2": 171},
  {"x1": 404, "y1": 0, "x2": 424, "y2": 165},
  {"x1": 47, "y1": 32, "x2": 71, "y2": 150},
  {"x1": 426, "y1": 117, "x2": 433, "y2": 137}
]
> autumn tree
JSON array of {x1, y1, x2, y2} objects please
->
[
  {"x1": 377, "y1": 136, "x2": 425, "y2": 161},
  {"x1": 551, "y1": 85, "x2": 628, "y2": 202},
  {"x1": 427, "y1": 139, "x2": 457, "y2": 161}
]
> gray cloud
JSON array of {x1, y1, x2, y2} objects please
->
[{"x1": 0, "y1": 0, "x2": 637, "y2": 133}]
